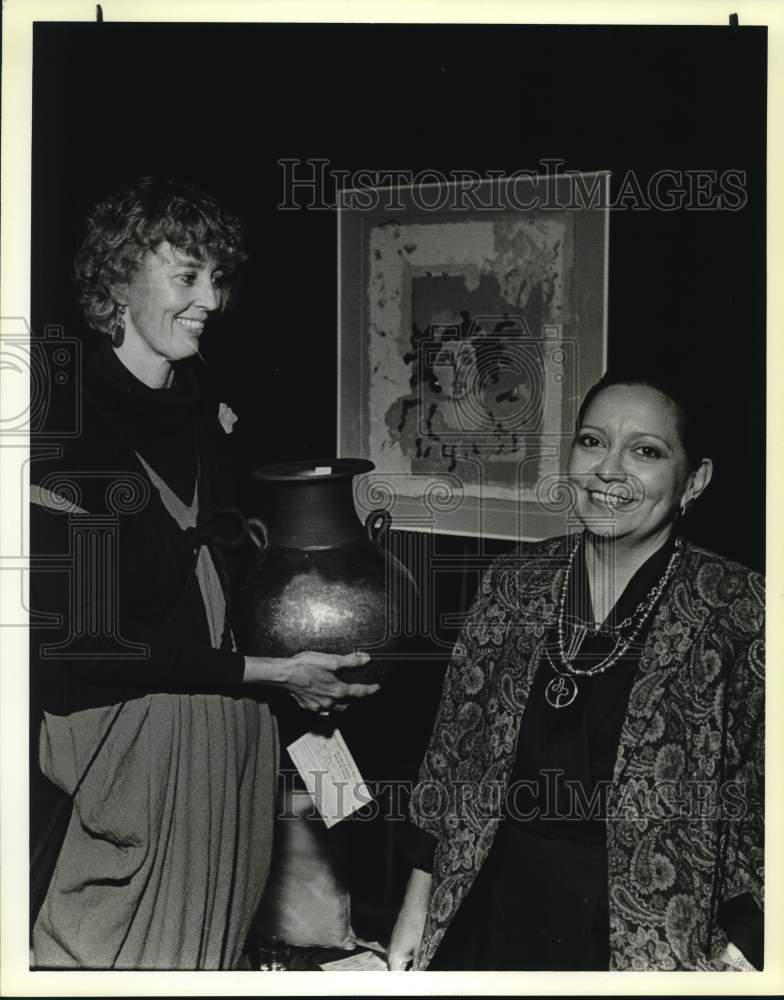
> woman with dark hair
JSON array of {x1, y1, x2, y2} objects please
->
[
  {"x1": 388, "y1": 371, "x2": 764, "y2": 971},
  {"x1": 30, "y1": 178, "x2": 377, "y2": 969}
]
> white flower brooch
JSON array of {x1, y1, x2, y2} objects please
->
[{"x1": 218, "y1": 402, "x2": 239, "y2": 435}]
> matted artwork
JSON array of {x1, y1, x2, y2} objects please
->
[{"x1": 338, "y1": 174, "x2": 609, "y2": 539}]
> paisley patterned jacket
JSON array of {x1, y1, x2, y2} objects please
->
[{"x1": 410, "y1": 535, "x2": 764, "y2": 970}]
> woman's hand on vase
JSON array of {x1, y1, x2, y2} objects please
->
[
  {"x1": 387, "y1": 868, "x2": 432, "y2": 970},
  {"x1": 242, "y1": 651, "x2": 378, "y2": 712}
]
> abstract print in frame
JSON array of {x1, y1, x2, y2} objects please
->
[{"x1": 338, "y1": 173, "x2": 609, "y2": 539}]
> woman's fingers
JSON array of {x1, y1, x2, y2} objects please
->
[
  {"x1": 387, "y1": 944, "x2": 414, "y2": 971},
  {"x1": 320, "y1": 679, "x2": 379, "y2": 701},
  {"x1": 302, "y1": 672, "x2": 377, "y2": 701},
  {"x1": 345, "y1": 682, "x2": 380, "y2": 698},
  {"x1": 295, "y1": 650, "x2": 371, "y2": 672},
  {"x1": 280, "y1": 652, "x2": 380, "y2": 710},
  {"x1": 290, "y1": 653, "x2": 379, "y2": 697},
  {"x1": 310, "y1": 681, "x2": 378, "y2": 707},
  {"x1": 336, "y1": 650, "x2": 372, "y2": 669}
]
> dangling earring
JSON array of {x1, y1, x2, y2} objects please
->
[
  {"x1": 111, "y1": 304, "x2": 127, "y2": 348},
  {"x1": 679, "y1": 494, "x2": 691, "y2": 518}
]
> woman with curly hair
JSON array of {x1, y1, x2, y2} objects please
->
[
  {"x1": 29, "y1": 178, "x2": 377, "y2": 969},
  {"x1": 389, "y1": 372, "x2": 764, "y2": 972}
]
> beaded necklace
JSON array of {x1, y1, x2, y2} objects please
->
[{"x1": 543, "y1": 533, "x2": 683, "y2": 709}]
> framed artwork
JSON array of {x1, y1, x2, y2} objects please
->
[{"x1": 338, "y1": 173, "x2": 609, "y2": 539}]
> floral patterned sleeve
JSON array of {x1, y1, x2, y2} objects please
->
[
  {"x1": 409, "y1": 557, "x2": 505, "y2": 841},
  {"x1": 718, "y1": 575, "x2": 765, "y2": 967}
]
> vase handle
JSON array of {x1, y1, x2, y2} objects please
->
[
  {"x1": 365, "y1": 508, "x2": 391, "y2": 543},
  {"x1": 247, "y1": 516, "x2": 271, "y2": 553}
]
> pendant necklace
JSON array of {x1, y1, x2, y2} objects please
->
[{"x1": 543, "y1": 534, "x2": 683, "y2": 709}]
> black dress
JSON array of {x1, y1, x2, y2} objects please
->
[
  {"x1": 427, "y1": 535, "x2": 677, "y2": 971},
  {"x1": 30, "y1": 344, "x2": 278, "y2": 969}
]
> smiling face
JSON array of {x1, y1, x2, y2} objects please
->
[
  {"x1": 567, "y1": 383, "x2": 710, "y2": 548},
  {"x1": 117, "y1": 241, "x2": 225, "y2": 385}
]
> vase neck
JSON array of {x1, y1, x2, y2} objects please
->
[{"x1": 268, "y1": 476, "x2": 364, "y2": 549}]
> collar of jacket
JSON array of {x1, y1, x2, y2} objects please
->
[
  {"x1": 415, "y1": 533, "x2": 725, "y2": 970},
  {"x1": 495, "y1": 535, "x2": 713, "y2": 784}
]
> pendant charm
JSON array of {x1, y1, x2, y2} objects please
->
[{"x1": 545, "y1": 673, "x2": 578, "y2": 709}]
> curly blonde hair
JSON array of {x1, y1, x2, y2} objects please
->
[{"x1": 74, "y1": 177, "x2": 248, "y2": 335}]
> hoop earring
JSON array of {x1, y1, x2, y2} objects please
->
[{"x1": 111, "y1": 305, "x2": 127, "y2": 348}]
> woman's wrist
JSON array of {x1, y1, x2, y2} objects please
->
[
  {"x1": 242, "y1": 655, "x2": 288, "y2": 685},
  {"x1": 403, "y1": 868, "x2": 432, "y2": 912}
]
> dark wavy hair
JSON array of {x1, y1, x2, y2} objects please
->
[
  {"x1": 577, "y1": 369, "x2": 712, "y2": 470},
  {"x1": 74, "y1": 177, "x2": 248, "y2": 335}
]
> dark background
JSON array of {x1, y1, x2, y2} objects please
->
[
  {"x1": 31, "y1": 19, "x2": 766, "y2": 926},
  {"x1": 32, "y1": 21, "x2": 766, "y2": 571}
]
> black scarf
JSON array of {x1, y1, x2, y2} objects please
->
[{"x1": 86, "y1": 343, "x2": 201, "y2": 505}]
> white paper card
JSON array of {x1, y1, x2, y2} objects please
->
[
  {"x1": 319, "y1": 950, "x2": 388, "y2": 972},
  {"x1": 286, "y1": 728, "x2": 372, "y2": 829}
]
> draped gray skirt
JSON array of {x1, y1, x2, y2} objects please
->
[{"x1": 32, "y1": 692, "x2": 278, "y2": 969}]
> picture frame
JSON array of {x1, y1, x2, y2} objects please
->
[{"x1": 338, "y1": 172, "x2": 610, "y2": 539}]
